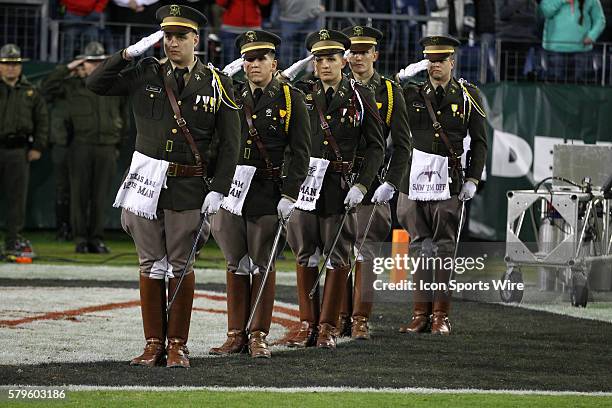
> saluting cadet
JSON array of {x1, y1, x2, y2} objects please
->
[
  {"x1": 87, "y1": 4, "x2": 240, "y2": 368},
  {"x1": 396, "y1": 36, "x2": 487, "y2": 335},
  {"x1": 0, "y1": 44, "x2": 48, "y2": 258},
  {"x1": 338, "y1": 26, "x2": 412, "y2": 340},
  {"x1": 42, "y1": 42, "x2": 128, "y2": 254},
  {"x1": 283, "y1": 29, "x2": 384, "y2": 350},
  {"x1": 209, "y1": 30, "x2": 310, "y2": 359}
]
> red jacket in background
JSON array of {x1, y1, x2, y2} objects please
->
[
  {"x1": 216, "y1": 0, "x2": 270, "y2": 29},
  {"x1": 61, "y1": 0, "x2": 109, "y2": 16}
]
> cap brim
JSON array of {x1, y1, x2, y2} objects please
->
[
  {"x1": 0, "y1": 58, "x2": 28, "y2": 63},
  {"x1": 425, "y1": 53, "x2": 453, "y2": 62},
  {"x1": 243, "y1": 48, "x2": 273, "y2": 60},
  {"x1": 162, "y1": 25, "x2": 194, "y2": 34},
  {"x1": 312, "y1": 49, "x2": 344, "y2": 57},
  {"x1": 349, "y1": 43, "x2": 375, "y2": 52},
  {"x1": 76, "y1": 55, "x2": 108, "y2": 61}
]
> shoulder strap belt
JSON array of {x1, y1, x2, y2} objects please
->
[
  {"x1": 420, "y1": 88, "x2": 460, "y2": 164},
  {"x1": 313, "y1": 83, "x2": 343, "y2": 161},
  {"x1": 243, "y1": 102, "x2": 274, "y2": 169}
]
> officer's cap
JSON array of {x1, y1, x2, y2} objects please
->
[
  {"x1": 155, "y1": 4, "x2": 207, "y2": 34},
  {"x1": 420, "y1": 35, "x2": 460, "y2": 61},
  {"x1": 235, "y1": 30, "x2": 281, "y2": 59},
  {"x1": 305, "y1": 29, "x2": 350, "y2": 57},
  {"x1": 76, "y1": 41, "x2": 108, "y2": 61},
  {"x1": 0, "y1": 44, "x2": 29, "y2": 63},
  {"x1": 342, "y1": 26, "x2": 383, "y2": 52}
]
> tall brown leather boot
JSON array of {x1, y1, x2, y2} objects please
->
[
  {"x1": 431, "y1": 265, "x2": 452, "y2": 335},
  {"x1": 352, "y1": 261, "x2": 375, "y2": 340},
  {"x1": 248, "y1": 271, "x2": 276, "y2": 358},
  {"x1": 209, "y1": 270, "x2": 250, "y2": 355},
  {"x1": 131, "y1": 276, "x2": 167, "y2": 367},
  {"x1": 286, "y1": 264, "x2": 320, "y2": 348},
  {"x1": 399, "y1": 266, "x2": 432, "y2": 334},
  {"x1": 166, "y1": 273, "x2": 195, "y2": 368},
  {"x1": 336, "y1": 269, "x2": 353, "y2": 338},
  {"x1": 317, "y1": 264, "x2": 350, "y2": 349}
]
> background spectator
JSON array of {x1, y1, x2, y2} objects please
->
[
  {"x1": 421, "y1": 0, "x2": 476, "y2": 38},
  {"x1": 60, "y1": 0, "x2": 109, "y2": 61},
  {"x1": 278, "y1": 0, "x2": 324, "y2": 68}
]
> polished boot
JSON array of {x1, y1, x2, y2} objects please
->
[
  {"x1": 400, "y1": 265, "x2": 432, "y2": 334},
  {"x1": 431, "y1": 265, "x2": 452, "y2": 335},
  {"x1": 317, "y1": 265, "x2": 350, "y2": 349},
  {"x1": 351, "y1": 262, "x2": 374, "y2": 340},
  {"x1": 336, "y1": 269, "x2": 353, "y2": 338},
  {"x1": 286, "y1": 265, "x2": 320, "y2": 348},
  {"x1": 131, "y1": 276, "x2": 167, "y2": 367},
  {"x1": 247, "y1": 271, "x2": 275, "y2": 358},
  {"x1": 210, "y1": 271, "x2": 250, "y2": 355},
  {"x1": 166, "y1": 273, "x2": 195, "y2": 368}
]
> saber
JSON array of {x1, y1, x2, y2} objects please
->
[
  {"x1": 309, "y1": 206, "x2": 351, "y2": 299},
  {"x1": 346, "y1": 203, "x2": 378, "y2": 283},
  {"x1": 446, "y1": 201, "x2": 467, "y2": 289},
  {"x1": 245, "y1": 218, "x2": 286, "y2": 333},
  {"x1": 167, "y1": 213, "x2": 208, "y2": 316}
]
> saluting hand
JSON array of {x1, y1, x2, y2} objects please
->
[
  {"x1": 124, "y1": 30, "x2": 164, "y2": 60},
  {"x1": 67, "y1": 58, "x2": 86, "y2": 70}
]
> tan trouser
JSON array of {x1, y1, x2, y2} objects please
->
[
  {"x1": 121, "y1": 208, "x2": 208, "y2": 279},
  {"x1": 286, "y1": 209, "x2": 357, "y2": 268},
  {"x1": 210, "y1": 208, "x2": 279, "y2": 275}
]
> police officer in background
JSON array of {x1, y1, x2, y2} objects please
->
[
  {"x1": 42, "y1": 42, "x2": 128, "y2": 253},
  {"x1": 396, "y1": 36, "x2": 487, "y2": 335},
  {"x1": 338, "y1": 26, "x2": 412, "y2": 340},
  {"x1": 209, "y1": 30, "x2": 310, "y2": 359},
  {"x1": 0, "y1": 44, "x2": 48, "y2": 257},
  {"x1": 87, "y1": 4, "x2": 240, "y2": 368},
  {"x1": 284, "y1": 29, "x2": 384, "y2": 350}
]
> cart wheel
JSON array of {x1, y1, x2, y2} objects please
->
[
  {"x1": 571, "y1": 285, "x2": 588, "y2": 307},
  {"x1": 499, "y1": 269, "x2": 524, "y2": 303}
]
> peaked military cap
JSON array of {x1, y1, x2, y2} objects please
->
[
  {"x1": 342, "y1": 26, "x2": 383, "y2": 52},
  {"x1": 305, "y1": 29, "x2": 350, "y2": 56},
  {"x1": 0, "y1": 44, "x2": 29, "y2": 63},
  {"x1": 419, "y1": 35, "x2": 461, "y2": 61},
  {"x1": 155, "y1": 4, "x2": 207, "y2": 34},
  {"x1": 235, "y1": 30, "x2": 281, "y2": 59},
  {"x1": 76, "y1": 41, "x2": 108, "y2": 60}
]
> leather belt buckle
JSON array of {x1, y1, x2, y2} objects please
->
[
  {"x1": 176, "y1": 117, "x2": 187, "y2": 127},
  {"x1": 320, "y1": 122, "x2": 330, "y2": 130},
  {"x1": 248, "y1": 128, "x2": 258, "y2": 137},
  {"x1": 167, "y1": 163, "x2": 178, "y2": 177},
  {"x1": 433, "y1": 122, "x2": 442, "y2": 130}
]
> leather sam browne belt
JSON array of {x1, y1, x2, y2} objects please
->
[
  {"x1": 254, "y1": 166, "x2": 282, "y2": 180},
  {"x1": 167, "y1": 162, "x2": 206, "y2": 177},
  {"x1": 328, "y1": 160, "x2": 353, "y2": 174}
]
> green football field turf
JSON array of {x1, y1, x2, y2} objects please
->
[{"x1": 2, "y1": 390, "x2": 611, "y2": 408}]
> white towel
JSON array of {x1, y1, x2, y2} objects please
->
[
  {"x1": 408, "y1": 149, "x2": 451, "y2": 201},
  {"x1": 295, "y1": 157, "x2": 330, "y2": 211},
  {"x1": 113, "y1": 151, "x2": 169, "y2": 219},
  {"x1": 220, "y1": 165, "x2": 257, "y2": 216}
]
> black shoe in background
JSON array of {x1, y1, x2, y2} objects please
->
[
  {"x1": 88, "y1": 240, "x2": 110, "y2": 254},
  {"x1": 75, "y1": 242, "x2": 89, "y2": 253}
]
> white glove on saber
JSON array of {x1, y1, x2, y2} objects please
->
[
  {"x1": 277, "y1": 197, "x2": 295, "y2": 220},
  {"x1": 397, "y1": 59, "x2": 430, "y2": 81},
  {"x1": 371, "y1": 181, "x2": 396, "y2": 204},
  {"x1": 125, "y1": 30, "x2": 164, "y2": 59},
  {"x1": 280, "y1": 54, "x2": 314, "y2": 81},
  {"x1": 458, "y1": 180, "x2": 477, "y2": 201},
  {"x1": 222, "y1": 57, "x2": 244, "y2": 76},
  {"x1": 201, "y1": 191, "x2": 224, "y2": 214},
  {"x1": 344, "y1": 185, "x2": 365, "y2": 208}
]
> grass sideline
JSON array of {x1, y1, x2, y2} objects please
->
[{"x1": 2, "y1": 391, "x2": 611, "y2": 408}]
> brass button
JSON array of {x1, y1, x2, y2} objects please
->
[
  {"x1": 252, "y1": 114, "x2": 257, "y2": 119},
  {"x1": 326, "y1": 115, "x2": 332, "y2": 120},
  {"x1": 246, "y1": 140, "x2": 252, "y2": 145},
  {"x1": 173, "y1": 114, "x2": 177, "y2": 119},
  {"x1": 172, "y1": 128, "x2": 178, "y2": 134},
  {"x1": 437, "y1": 110, "x2": 441, "y2": 115},
  {"x1": 177, "y1": 100, "x2": 182, "y2": 106},
  {"x1": 149, "y1": 93, "x2": 154, "y2": 98},
  {"x1": 434, "y1": 133, "x2": 440, "y2": 138},
  {"x1": 323, "y1": 141, "x2": 329, "y2": 145}
]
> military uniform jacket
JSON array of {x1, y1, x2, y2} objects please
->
[
  {"x1": 87, "y1": 52, "x2": 241, "y2": 210},
  {"x1": 351, "y1": 71, "x2": 412, "y2": 202},
  {"x1": 295, "y1": 75, "x2": 384, "y2": 215},
  {"x1": 0, "y1": 76, "x2": 48, "y2": 150},
  {"x1": 400, "y1": 77, "x2": 487, "y2": 195},
  {"x1": 234, "y1": 77, "x2": 311, "y2": 217},
  {"x1": 42, "y1": 65, "x2": 127, "y2": 147}
]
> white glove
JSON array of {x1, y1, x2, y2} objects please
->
[
  {"x1": 343, "y1": 49, "x2": 350, "y2": 59},
  {"x1": 280, "y1": 55, "x2": 314, "y2": 81},
  {"x1": 201, "y1": 191, "x2": 224, "y2": 214},
  {"x1": 222, "y1": 57, "x2": 244, "y2": 76},
  {"x1": 125, "y1": 30, "x2": 164, "y2": 59},
  {"x1": 458, "y1": 180, "x2": 477, "y2": 201},
  {"x1": 371, "y1": 182, "x2": 396, "y2": 204},
  {"x1": 397, "y1": 59, "x2": 430, "y2": 81},
  {"x1": 277, "y1": 197, "x2": 295, "y2": 220},
  {"x1": 344, "y1": 185, "x2": 365, "y2": 208}
]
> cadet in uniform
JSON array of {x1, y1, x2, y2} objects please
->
[
  {"x1": 87, "y1": 4, "x2": 240, "y2": 367},
  {"x1": 209, "y1": 30, "x2": 310, "y2": 358},
  {"x1": 396, "y1": 36, "x2": 487, "y2": 335},
  {"x1": 0, "y1": 44, "x2": 48, "y2": 257},
  {"x1": 338, "y1": 26, "x2": 412, "y2": 340},
  {"x1": 284, "y1": 29, "x2": 384, "y2": 349},
  {"x1": 42, "y1": 42, "x2": 128, "y2": 253}
]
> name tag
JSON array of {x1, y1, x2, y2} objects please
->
[{"x1": 146, "y1": 85, "x2": 162, "y2": 93}]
